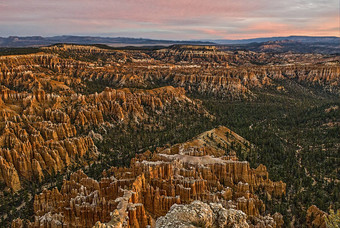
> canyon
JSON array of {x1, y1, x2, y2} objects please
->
[
  {"x1": 0, "y1": 83, "x2": 200, "y2": 191},
  {"x1": 0, "y1": 44, "x2": 338, "y2": 227},
  {"x1": 0, "y1": 51, "x2": 208, "y2": 191},
  {"x1": 12, "y1": 126, "x2": 286, "y2": 227}
]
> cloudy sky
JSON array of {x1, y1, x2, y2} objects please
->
[{"x1": 0, "y1": 0, "x2": 339, "y2": 39}]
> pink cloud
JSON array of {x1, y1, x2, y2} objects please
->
[{"x1": 0, "y1": 0, "x2": 338, "y2": 39}]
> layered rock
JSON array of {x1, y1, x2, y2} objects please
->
[
  {"x1": 156, "y1": 201, "x2": 250, "y2": 228},
  {"x1": 0, "y1": 85, "x2": 195, "y2": 190},
  {"x1": 18, "y1": 126, "x2": 285, "y2": 227},
  {"x1": 1, "y1": 46, "x2": 338, "y2": 100},
  {"x1": 67, "y1": 60, "x2": 340, "y2": 98},
  {"x1": 306, "y1": 205, "x2": 327, "y2": 228},
  {"x1": 2, "y1": 44, "x2": 338, "y2": 227},
  {"x1": 0, "y1": 53, "x2": 203, "y2": 190},
  {"x1": 153, "y1": 45, "x2": 232, "y2": 64}
]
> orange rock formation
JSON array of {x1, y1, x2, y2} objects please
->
[{"x1": 14, "y1": 126, "x2": 286, "y2": 227}]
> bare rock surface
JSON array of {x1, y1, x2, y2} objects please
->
[{"x1": 156, "y1": 201, "x2": 249, "y2": 228}]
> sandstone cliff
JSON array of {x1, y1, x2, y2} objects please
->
[
  {"x1": 306, "y1": 205, "x2": 327, "y2": 228},
  {"x1": 156, "y1": 201, "x2": 250, "y2": 228},
  {"x1": 0, "y1": 53, "x2": 203, "y2": 190},
  {"x1": 0, "y1": 85, "x2": 196, "y2": 190},
  {"x1": 14, "y1": 126, "x2": 285, "y2": 228},
  {"x1": 2, "y1": 46, "x2": 338, "y2": 100}
]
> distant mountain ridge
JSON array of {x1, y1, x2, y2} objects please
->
[
  {"x1": 0, "y1": 35, "x2": 339, "y2": 47},
  {"x1": 216, "y1": 39, "x2": 340, "y2": 54},
  {"x1": 210, "y1": 35, "x2": 340, "y2": 44},
  {"x1": 0, "y1": 36, "x2": 214, "y2": 47}
]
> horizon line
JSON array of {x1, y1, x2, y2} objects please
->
[{"x1": 1, "y1": 34, "x2": 339, "y2": 41}]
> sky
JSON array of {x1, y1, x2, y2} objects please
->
[{"x1": 0, "y1": 0, "x2": 339, "y2": 40}]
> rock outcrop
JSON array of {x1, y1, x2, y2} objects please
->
[
  {"x1": 18, "y1": 126, "x2": 285, "y2": 227},
  {"x1": 3, "y1": 44, "x2": 337, "y2": 227},
  {"x1": 306, "y1": 205, "x2": 327, "y2": 228},
  {"x1": 156, "y1": 201, "x2": 249, "y2": 228},
  {"x1": 0, "y1": 53, "x2": 203, "y2": 191},
  {"x1": 1, "y1": 45, "x2": 338, "y2": 100}
]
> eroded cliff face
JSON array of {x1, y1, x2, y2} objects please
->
[
  {"x1": 306, "y1": 205, "x2": 327, "y2": 228},
  {"x1": 152, "y1": 45, "x2": 231, "y2": 64},
  {"x1": 156, "y1": 201, "x2": 250, "y2": 228},
  {"x1": 155, "y1": 201, "x2": 284, "y2": 228},
  {"x1": 0, "y1": 89, "x2": 97, "y2": 190},
  {"x1": 152, "y1": 45, "x2": 339, "y2": 65},
  {"x1": 0, "y1": 53, "x2": 203, "y2": 191},
  {"x1": 13, "y1": 126, "x2": 285, "y2": 228},
  {"x1": 2, "y1": 45, "x2": 338, "y2": 100},
  {"x1": 149, "y1": 46, "x2": 340, "y2": 97},
  {"x1": 3, "y1": 44, "x2": 338, "y2": 227},
  {"x1": 0, "y1": 85, "x2": 197, "y2": 190}
]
